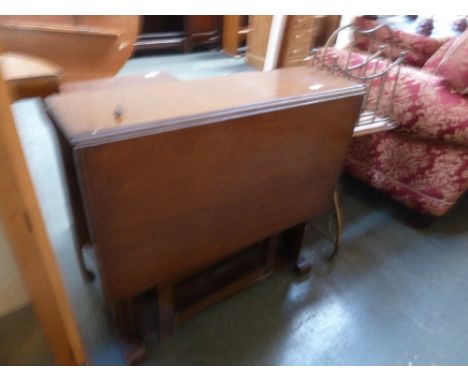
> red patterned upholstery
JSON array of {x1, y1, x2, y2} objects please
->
[
  {"x1": 317, "y1": 43, "x2": 468, "y2": 216},
  {"x1": 347, "y1": 132, "x2": 468, "y2": 216},
  {"x1": 423, "y1": 38, "x2": 456, "y2": 73},
  {"x1": 431, "y1": 30, "x2": 468, "y2": 94},
  {"x1": 320, "y1": 48, "x2": 468, "y2": 146}
]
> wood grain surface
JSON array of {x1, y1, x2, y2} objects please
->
[{"x1": 46, "y1": 66, "x2": 364, "y2": 146}]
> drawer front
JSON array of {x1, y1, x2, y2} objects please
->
[
  {"x1": 284, "y1": 44, "x2": 310, "y2": 60},
  {"x1": 289, "y1": 15, "x2": 315, "y2": 31},
  {"x1": 288, "y1": 27, "x2": 316, "y2": 48}
]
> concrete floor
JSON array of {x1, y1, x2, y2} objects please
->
[{"x1": 2, "y1": 51, "x2": 468, "y2": 365}]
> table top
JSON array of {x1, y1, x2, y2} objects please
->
[
  {"x1": 59, "y1": 70, "x2": 178, "y2": 93},
  {"x1": 45, "y1": 66, "x2": 365, "y2": 147}
]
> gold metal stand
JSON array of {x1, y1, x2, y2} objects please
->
[{"x1": 307, "y1": 186, "x2": 344, "y2": 270}]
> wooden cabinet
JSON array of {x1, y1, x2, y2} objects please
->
[
  {"x1": 279, "y1": 16, "x2": 322, "y2": 67},
  {"x1": 245, "y1": 15, "x2": 273, "y2": 70},
  {"x1": 279, "y1": 16, "x2": 342, "y2": 68},
  {"x1": 222, "y1": 15, "x2": 249, "y2": 56},
  {"x1": 246, "y1": 15, "x2": 342, "y2": 70},
  {"x1": 135, "y1": 16, "x2": 222, "y2": 53}
]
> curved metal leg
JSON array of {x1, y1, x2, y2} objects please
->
[
  {"x1": 75, "y1": 243, "x2": 95, "y2": 282},
  {"x1": 327, "y1": 186, "x2": 344, "y2": 265},
  {"x1": 307, "y1": 186, "x2": 344, "y2": 273}
]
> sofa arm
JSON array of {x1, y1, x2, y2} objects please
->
[{"x1": 389, "y1": 64, "x2": 468, "y2": 147}]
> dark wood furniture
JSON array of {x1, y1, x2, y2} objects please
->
[
  {"x1": 222, "y1": 15, "x2": 249, "y2": 57},
  {"x1": 279, "y1": 16, "x2": 319, "y2": 68},
  {"x1": 45, "y1": 67, "x2": 364, "y2": 356},
  {"x1": 60, "y1": 70, "x2": 177, "y2": 93},
  {"x1": 135, "y1": 16, "x2": 222, "y2": 53},
  {"x1": 246, "y1": 15, "x2": 342, "y2": 70},
  {"x1": 58, "y1": 71, "x2": 180, "y2": 281}
]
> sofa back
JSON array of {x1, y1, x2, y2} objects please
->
[{"x1": 352, "y1": 16, "x2": 448, "y2": 67}]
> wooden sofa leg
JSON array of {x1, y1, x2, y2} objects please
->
[{"x1": 407, "y1": 212, "x2": 434, "y2": 229}]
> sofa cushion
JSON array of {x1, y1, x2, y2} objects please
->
[
  {"x1": 382, "y1": 66, "x2": 468, "y2": 146},
  {"x1": 432, "y1": 30, "x2": 468, "y2": 94},
  {"x1": 422, "y1": 37, "x2": 455, "y2": 73}
]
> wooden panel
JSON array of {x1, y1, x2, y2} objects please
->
[
  {"x1": 1, "y1": 52, "x2": 61, "y2": 100},
  {"x1": 46, "y1": 67, "x2": 364, "y2": 303},
  {"x1": 60, "y1": 71, "x2": 178, "y2": 93},
  {"x1": 246, "y1": 15, "x2": 272, "y2": 70},
  {"x1": 0, "y1": 65, "x2": 86, "y2": 364},
  {"x1": 45, "y1": 67, "x2": 363, "y2": 145},
  {"x1": 76, "y1": 94, "x2": 362, "y2": 301},
  {"x1": 135, "y1": 16, "x2": 221, "y2": 53},
  {"x1": 0, "y1": 16, "x2": 140, "y2": 82},
  {"x1": 248, "y1": 15, "x2": 338, "y2": 70},
  {"x1": 184, "y1": 16, "x2": 222, "y2": 51},
  {"x1": 222, "y1": 15, "x2": 242, "y2": 56},
  {"x1": 0, "y1": 222, "x2": 30, "y2": 318},
  {"x1": 289, "y1": 15, "x2": 315, "y2": 31},
  {"x1": 279, "y1": 16, "x2": 318, "y2": 68},
  {"x1": 54, "y1": 71, "x2": 180, "y2": 269}
]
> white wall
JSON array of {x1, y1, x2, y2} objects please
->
[
  {"x1": 335, "y1": 15, "x2": 356, "y2": 49},
  {"x1": 0, "y1": 221, "x2": 30, "y2": 318}
]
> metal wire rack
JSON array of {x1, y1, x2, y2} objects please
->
[
  {"x1": 301, "y1": 23, "x2": 408, "y2": 273},
  {"x1": 310, "y1": 22, "x2": 407, "y2": 136}
]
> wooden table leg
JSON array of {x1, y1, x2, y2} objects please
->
[
  {"x1": 263, "y1": 234, "x2": 279, "y2": 274},
  {"x1": 281, "y1": 222, "x2": 310, "y2": 274},
  {"x1": 74, "y1": 243, "x2": 95, "y2": 282},
  {"x1": 157, "y1": 285, "x2": 175, "y2": 341},
  {"x1": 113, "y1": 299, "x2": 146, "y2": 364}
]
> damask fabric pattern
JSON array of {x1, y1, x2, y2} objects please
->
[
  {"x1": 346, "y1": 132, "x2": 468, "y2": 216},
  {"x1": 422, "y1": 38, "x2": 455, "y2": 73},
  {"x1": 320, "y1": 47, "x2": 468, "y2": 145},
  {"x1": 352, "y1": 16, "x2": 447, "y2": 68},
  {"x1": 316, "y1": 46, "x2": 468, "y2": 216}
]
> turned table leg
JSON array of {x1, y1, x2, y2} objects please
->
[
  {"x1": 72, "y1": 237, "x2": 95, "y2": 282},
  {"x1": 281, "y1": 222, "x2": 310, "y2": 274},
  {"x1": 113, "y1": 299, "x2": 146, "y2": 364},
  {"x1": 157, "y1": 285, "x2": 175, "y2": 342},
  {"x1": 263, "y1": 234, "x2": 279, "y2": 274}
]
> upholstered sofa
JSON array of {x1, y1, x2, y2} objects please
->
[{"x1": 323, "y1": 19, "x2": 468, "y2": 217}]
